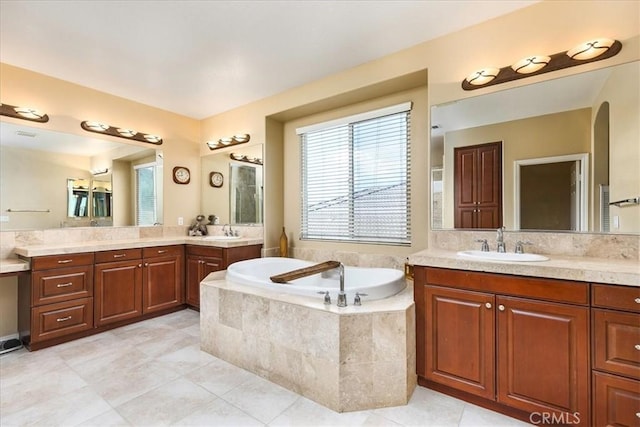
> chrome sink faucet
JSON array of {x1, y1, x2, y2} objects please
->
[
  {"x1": 222, "y1": 224, "x2": 233, "y2": 236},
  {"x1": 496, "y1": 227, "x2": 506, "y2": 253}
]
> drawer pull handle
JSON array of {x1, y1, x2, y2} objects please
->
[
  {"x1": 113, "y1": 254, "x2": 126, "y2": 258},
  {"x1": 57, "y1": 259, "x2": 73, "y2": 264},
  {"x1": 635, "y1": 298, "x2": 640, "y2": 304},
  {"x1": 157, "y1": 250, "x2": 168, "y2": 254},
  {"x1": 56, "y1": 282, "x2": 73, "y2": 288},
  {"x1": 498, "y1": 304, "x2": 505, "y2": 312},
  {"x1": 635, "y1": 344, "x2": 640, "y2": 351},
  {"x1": 485, "y1": 302, "x2": 492, "y2": 309},
  {"x1": 56, "y1": 316, "x2": 72, "y2": 322}
]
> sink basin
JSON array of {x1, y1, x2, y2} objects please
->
[
  {"x1": 457, "y1": 250, "x2": 549, "y2": 262},
  {"x1": 202, "y1": 236, "x2": 241, "y2": 241}
]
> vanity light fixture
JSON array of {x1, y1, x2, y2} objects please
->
[
  {"x1": 0, "y1": 103, "x2": 49, "y2": 123},
  {"x1": 462, "y1": 37, "x2": 622, "y2": 91},
  {"x1": 230, "y1": 152, "x2": 263, "y2": 165},
  {"x1": 91, "y1": 168, "x2": 110, "y2": 176},
  {"x1": 80, "y1": 121, "x2": 163, "y2": 145},
  {"x1": 207, "y1": 133, "x2": 251, "y2": 151}
]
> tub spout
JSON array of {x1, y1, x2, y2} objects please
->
[{"x1": 336, "y1": 263, "x2": 347, "y2": 307}]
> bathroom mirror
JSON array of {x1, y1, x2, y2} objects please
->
[
  {"x1": 431, "y1": 60, "x2": 639, "y2": 234},
  {"x1": 0, "y1": 122, "x2": 160, "y2": 230},
  {"x1": 201, "y1": 144, "x2": 263, "y2": 225}
]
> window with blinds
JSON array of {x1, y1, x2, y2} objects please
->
[
  {"x1": 298, "y1": 102, "x2": 411, "y2": 245},
  {"x1": 135, "y1": 163, "x2": 157, "y2": 226}
]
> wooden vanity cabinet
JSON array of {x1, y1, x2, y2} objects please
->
[
  {"x1": 591, "y1": 284, "x2": 640, "y2": 427},
  {"x1": 18, "y1": 252, "x2": 95, "y2": 349},
  {"x1": 185, "y1": 244, "x2": 262, "y2": 309},
  {"x1": 142, "y1": 245, "x2": 184, "y2": 314},
  {"x1": 186, "y1": 246, "x2": 223, "y2": 308},
  {"x1": 94, "y1": 248, "x2": 143, "y2": 327},
  {"x1": 415, "y1": 266, "x2": 590, "y2": 426}
]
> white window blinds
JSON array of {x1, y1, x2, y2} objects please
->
[
  {"x1": 135, "y1": 163, "x2": 157, "y2": 226},
  {"x1": 299, "y1": 102, "x2": 411, "y2": 245}
]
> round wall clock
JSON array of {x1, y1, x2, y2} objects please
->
[
  {"x1": 173, "y1": 166, "x2": 191, "y2": 184},
  {"x1": 210, "y1": 171, "x2": 224, "y2": 188}
]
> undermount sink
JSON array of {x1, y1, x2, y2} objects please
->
[
  {"x1": 457, "y1": 250, "x2": 549, "y2": 262},
  {"x1": 202, "y1": 235, "x2": 241, "y2": 241}
]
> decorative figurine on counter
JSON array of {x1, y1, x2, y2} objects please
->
[
  {"x1": 189, "y1": 214, "x2": 208, "y2": 236},
  {"x1": 207, "y1": 214, "x2": 219, "y2": 225}
]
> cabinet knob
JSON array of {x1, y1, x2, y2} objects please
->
[
  {"x1": 498, "y1": 304, "x2": 505, "y2": 312},
  {"x1": 635, "y1": 344, "x2": 640, "y2": 351},
  {"x1": 138, "y1": 263, "x2": 142, "y2": 268},
  {"x1": 635, "y1": 298, "x2": 640, "y2": 304},
  {"x1": 636, "y1": 412, "x2": 640, "y2": 419},
  {"x1": 485, "y1": 302, "x2": 492, "y2": 309},
  {"x1": 144, "y1": 262, "x2": 149, "y2": 267}
]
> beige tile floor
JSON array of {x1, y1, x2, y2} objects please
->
[{"x1": 0, "y1": 309, "x2": 530, "y2": 426}]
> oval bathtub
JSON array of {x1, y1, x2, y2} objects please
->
[{"x1": 226, "y1": 257, "x2": 406, "y2": 301}]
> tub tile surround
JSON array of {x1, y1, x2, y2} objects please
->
[
  {"x1": 200, "y1": 273, "x2": 416, "y2": 413},
  {"x1": 292, "y1": 247, "x2": 408, "y2": 271}
]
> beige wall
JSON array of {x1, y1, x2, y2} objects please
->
[
  {"x1": 593, "y1": 61, "x2": 640, "y2": 233},
  {"x1": 442, "y1": 108, "x2": 592, "y2": 229}
]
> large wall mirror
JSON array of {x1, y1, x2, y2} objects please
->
[
  {"x1": 201, "y1": 144, "x2": 263, "y2": 226},
  {"x1": 431, "y1": 60, "x2": 639, "y2": 234},
  {"x1": 0, "y1": 122, "x2": 162, "y2": 231}
]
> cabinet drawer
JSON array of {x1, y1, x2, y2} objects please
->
[
  {"x1": 32, "y1": 265, "x2": 93, "y2": 306},
  {"x1": 31, "y1": 297, "x2": 93, "y2": 343},
  {"x1": 593, "y1": 371, "x2": 640, "y2": 427},
  {"x1": 593, "y1": 284, "x2": 640, "y2": 313},
  {"x1": 143, "y1": 245, "x2": 182, "y2": 259},
  {"x1": 186, "y1": 245, "x2": 223, "y2": 258},
  {"x1": 593, "y1": 309, "x2": 640, "y2": 379},
  {"x1": 424, "y1": 267, "x2": 589, "y2": 305},
  {"x1": 95, "y1": 248, "x2": 142, "y2": 264},
  {"x1": 31, "y1": 252, "x2": 94, "y2": 271}
]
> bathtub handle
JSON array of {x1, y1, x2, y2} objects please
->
[
  {"x1": 317, "y1": 291, "x2": 331, "y2": 305},
  {"x1": 354, "y1": 292, "x2": 368, "y2": 306}
]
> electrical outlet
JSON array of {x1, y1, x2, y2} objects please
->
[
  {"x1": 178, "y1": 217, "x2": 184, "y2": 226},
  {"x1": 613, "y1": 215, "x2": 620, "y2": 229}
]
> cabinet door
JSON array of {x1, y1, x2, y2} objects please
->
[
  {"x1": 497, "y1": 296, "x2": 589, "y2": 424},
  {"x1": 425, "y1": 285, "x2": 495, "y2": 399},
  {"x1": 143, "y1": 255, "x2": 183, "y2": 314},
  {"x1": 593, "y1": 371, "x2": 640, "y2": 427},
  {"x1": 94, "y1": 260, "x2": 142, "y2": 326},
  {"x1": 593, "y1": 309, "x2": 640, "y2": 379},
  {"x1": 186, "y1": 256, "x2": 222, "y2": 308}
]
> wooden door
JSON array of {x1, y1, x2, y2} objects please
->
[
  {"x1": 593, "y1": 371, "x2": 640, "y2": 427},
  {"x1": 425, "y1": 285, "x2": 495, "y2": 399},
  {"x1": 186, "y1": 256, "x2": 222, "y2": 308},
  {"x1": 94, "y1": 260, "x2": 142, "y2": 326},
  {"x1": 143, "y1": 255, "x2": 182, "y2": 314},
  {"x1": 454, "y1": 142, "x2": 502, "y2": 228},
  {"x1": 497, "y1": 296, "x2": 589, "y2": 425}
]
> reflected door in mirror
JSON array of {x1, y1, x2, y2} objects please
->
[{"x1": 454, "y1": 142, "x2": 502, "y2": 228}]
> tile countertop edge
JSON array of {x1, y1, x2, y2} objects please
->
[
  {"x1": 11, "y1": 236, "x2": 264, "y2": 258},
  {"x1": 408, "y1": 249, "x2": 640, "y2": 287}
]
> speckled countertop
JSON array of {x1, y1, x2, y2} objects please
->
[
  {"x1": 408, "y1": 249, "x2": 639, "y2": 287},
  {"x1": 1, "y1": 236, "x2": 263, "y2": 274}
]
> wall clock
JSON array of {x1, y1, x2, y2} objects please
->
[
  {"x1": 210, "y1": 171, "x2": 224, "y2": 188},
  {"x1": 173, "y1": 166, "x2": 191, "y2": 184}
]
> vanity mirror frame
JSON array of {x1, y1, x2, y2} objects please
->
[
  {"x1": 430, "y1": 60, "x2": 640, "y2": 235},
  {"x1": 0, "y1": 121, "x2": 161, "y2": 231},
  {"x1": 200, "y1": 143, "x2": 264, "y2": 226}
]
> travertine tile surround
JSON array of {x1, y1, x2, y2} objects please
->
[{"x1": 200, "y1": 273, "x2": 416, "y2": 413}]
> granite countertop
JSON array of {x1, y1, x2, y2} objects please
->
[
  {"x1": 10, "y1": 236, "x2": 264, "y2": 260},
  {"x1": 0, "y1": 258, "x2": 31, "y2": 274},
  {"x1": 408, "y1": 249, "x2": 640, "y2": 287}
]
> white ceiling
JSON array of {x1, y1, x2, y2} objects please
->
[{"x1": 0, "y1": 1, "x2": 538, "y2": 120}]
